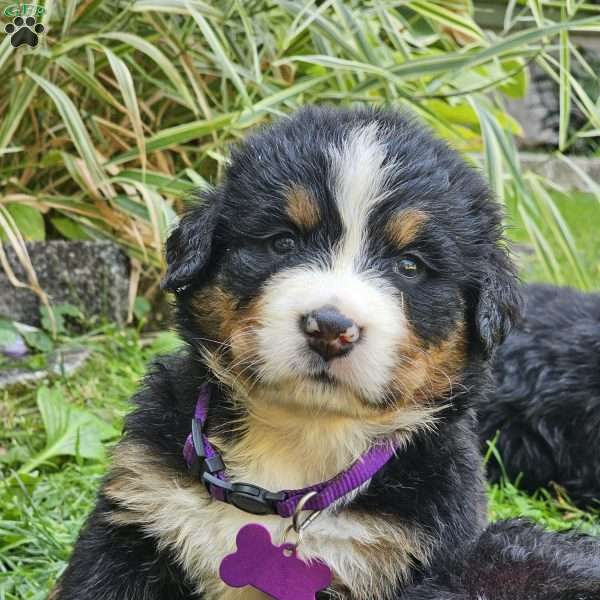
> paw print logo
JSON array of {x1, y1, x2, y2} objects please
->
[{"x1": 4, "y1": 16, "x2": 45, "y2": 48}]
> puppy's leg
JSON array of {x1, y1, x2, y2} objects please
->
[{"x1": 51, "y1": 497, "x2": 199, "y2": 600}]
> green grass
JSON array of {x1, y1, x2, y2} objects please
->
[
  {"x1": 508, "y1": 190, "x2": 600, "y2": 289},
  {"x1": 0, "y1": 330, "x2": 181, "y2": 600},
  {"x1": 2, "y1": 198, "x2": 600, "y2": 598},
  {"x1": 2, "y1": 0, "x2": 600, "y2": 314}
]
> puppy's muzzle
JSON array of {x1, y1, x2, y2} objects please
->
[{"x1": 302, "y1": 305, "x2": 361, "y2": 361}]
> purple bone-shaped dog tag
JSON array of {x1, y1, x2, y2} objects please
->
[{"x1": 219, "y1": 524, "x2": 332, "y2": 600}]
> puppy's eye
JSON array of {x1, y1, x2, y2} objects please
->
[
  {"x1": 270, "y1": 234, "x2": 297, "y2": 255},
  {"x1": 393, "y1": 256, "x2": 421, "y2": 278}
]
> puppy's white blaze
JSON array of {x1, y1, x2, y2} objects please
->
[
  {"x1": 255, "y1": 125, "x2": 405, "y2": 404},
  {"x1": 255, "y1": 266, "x2": 407, "y2": 403},
  {"x1": 329, "y1": 123, "x2": 394, "y2": 270}
]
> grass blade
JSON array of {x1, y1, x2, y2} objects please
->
[
  {"x1": 104, "y1": 47, "x2": 146, "y2": 170},
  {"x1": 26, "y1": 70, "x2": 106, "y2": 188},
  {"x1": 189, "y1": 9, "x2": 250, "y2": 106},
  {"x1": 559, "y1": 29, "x2": 571, "y2": 151}
]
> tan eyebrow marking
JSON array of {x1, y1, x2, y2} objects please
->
[
  {"x1": 285, "y1": 185, "x2": 321, "y2": 230},
  {"x1": 386, "y1": 209, "x2": 429, "y2": 247}
]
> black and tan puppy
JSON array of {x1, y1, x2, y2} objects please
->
[
  {"x1": 52, "y1": 107, "x2": 599, "y2": 600},
  {"x1": 481, "y1": 283, "x2": 600, "y2": 507}
]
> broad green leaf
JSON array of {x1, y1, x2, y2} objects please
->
[
  {"x1": 0, "y1": 322, "x2": 22, "y2": 349},
  {"x1": 19, "y1": 387, "x2": 119, "y2": 474},
  {"x1": 6, "y1": 203, "x2": 45, "y2": 241},
  {"x1": 21, "y1": 329, "x2": 53, "y2": 353},
  {"x1": 133, "y1": 296, "x2": 151, "y2": 321},
  {"x1": 145, "y1": 331, "x2": 183, "y2": 355},
  {"x1": 498, "y1": 58, "x2": 529, "y2": 99},
  {"x1": 50, "y1": 217, "x2": 90, "y2": 240},
  {"x1": 40, "y1": 304, "x2": 84, "y2": 335}
]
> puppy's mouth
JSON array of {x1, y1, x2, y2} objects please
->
[
  {"x1": 304, "y1": 351, "x2": 349, "y2": 385},
  {"x1": 308, "y1": 369, "x2": 339, "y2": 385}
]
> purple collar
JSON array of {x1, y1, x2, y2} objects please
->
[{"x1": 183, "y1": 384, "x2": 398, "y2": 518}]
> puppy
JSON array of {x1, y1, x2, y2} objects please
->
[
  {"x1": 52, "y1": 107, "x2": 597, "y2": 600},
  {"x1": 481, "y1": 283, "x2": 600, "y2": 507},
  {"x1": 407, "y1": 519, "x2": 600, "y2": 600}
]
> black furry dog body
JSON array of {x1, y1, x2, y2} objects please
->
[
  {"x1": 481, "y1": 283, "x2": 600, "y2": 506},
  {"x1": 53, "y1": 108, "x2": 600, "y2": 600}
]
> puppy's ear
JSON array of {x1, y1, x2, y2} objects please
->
[
  {"x1": 161, "y1": 191, "x2": 223, "y2": 292},
  {"x1": 475, "y1": 248, "x2": 521, "y2": 355}
]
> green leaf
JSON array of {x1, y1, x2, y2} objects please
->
[
  {"x1": 130, "y1": 0, "x2": 222, "y2": 17},
  {"x1": 21, "y1": 330, "x2": 53, "y2": 353},
  {"x1": 107, "y1": 112, "x2": 235, "y2": 165},
  {"x1": 498, "y1": 58, "x2": 529, "y2": 99},
  {"x1": 40, "y1": 304, "x2": 84, "y2": 335},
  {"x1": 100, "y1": 32, "x2": 197, "y2": 112},
  {"x1": 26, "y1": 70, "x2": 106, "y2": 187},
  {"x1": 145, "y1": 331, "x2": 183, "y2": 356},
  {"x1": 19, "y1": 387, "x2": 119, "y2": 474},
  {"x1": 0, "y1": 73, "x2": 40, "y2": 151},
  {"x1": 104, "y1": 47, "x2": 146, "y2": 169},
  {"x1": 5, "y1": 203, "x2": 45, "y2": 241},
  {"x1": 0, "y1": 31, "x2": 14, "y2": 73},
  {"x1": 50, "y1": 217, "x2": 90, "y2": 240},
  {"x1": 110, "y1": 170, "x2": 196, "y2": 195},
  {"x1": 190, "y1": 10, "x2": 250, "y2": 105},
  {"x1": 559, "y1": 29, "x2": 571, "y2": 151},
  {"x1": 133, "y1": 296, "x2": 151, "y2": 321},
  {"x1": 0, "y1": 327, "x2": 22, "y2": 348},
  {"x1": 410, "y1": 0, "x2": 483, "y2": 41},
  {"x1": 389, "y1": 16, "x2": 599, "y2": 81},
  {"x1": 56, "y1": 56, "x2": 124, "y2": 110}
]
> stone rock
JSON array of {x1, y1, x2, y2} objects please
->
[
  {"x1": 519, "y1": 153, "x2": 600, "y2": 190},
  {"x1": 0, "y1": 347, "x2": 92, "y2": 390},
  {"x1": 0, "y1": 241, "x2": 130, "y2": 326},
  {"x1": 506, "y1": 65, "x2": 559, "y2": 149}
]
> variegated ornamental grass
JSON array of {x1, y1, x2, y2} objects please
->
[{"x1": 1, "y1": 0, "x2": 600, "y2": 317}]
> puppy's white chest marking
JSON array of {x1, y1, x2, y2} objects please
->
[{"x1": 107, "y1": 438, "x2": 431, "y2": 600}]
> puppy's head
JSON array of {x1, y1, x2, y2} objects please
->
[{"x1": 164, "y1": 107, "x2": 519, "y2": 414}]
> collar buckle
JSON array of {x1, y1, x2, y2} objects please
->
[{"x1": 202, "y1": 472, "x2": 285, "y2": 515}]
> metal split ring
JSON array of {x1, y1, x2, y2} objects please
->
[{"x1": 282, "y1": 491, "x2": 322, "y2": 548}]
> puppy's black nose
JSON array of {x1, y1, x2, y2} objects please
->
[{"x1": 302, "y1": 305, "x2": 360, "y2": 361}]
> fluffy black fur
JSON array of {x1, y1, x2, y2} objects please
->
[
  {"x1": 481, "y1": 284, "x2": 600, "y2": 507},
  {"x1": 53, "y1": 108, "x2": 600, "y2": 600},
  {"x1": 407, "y1": 520, "x2": 600, "y2": 599}
]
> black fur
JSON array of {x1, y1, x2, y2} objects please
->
[
  {"x1": 407, "y1": 520, "x2": 600, "y2": 599},
  {"x1": 481, "y1": 283, "x2": 600, "y2": 507},
  {"x1": 53, "y1": 108, "x2": 600, "y2": 600}
]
